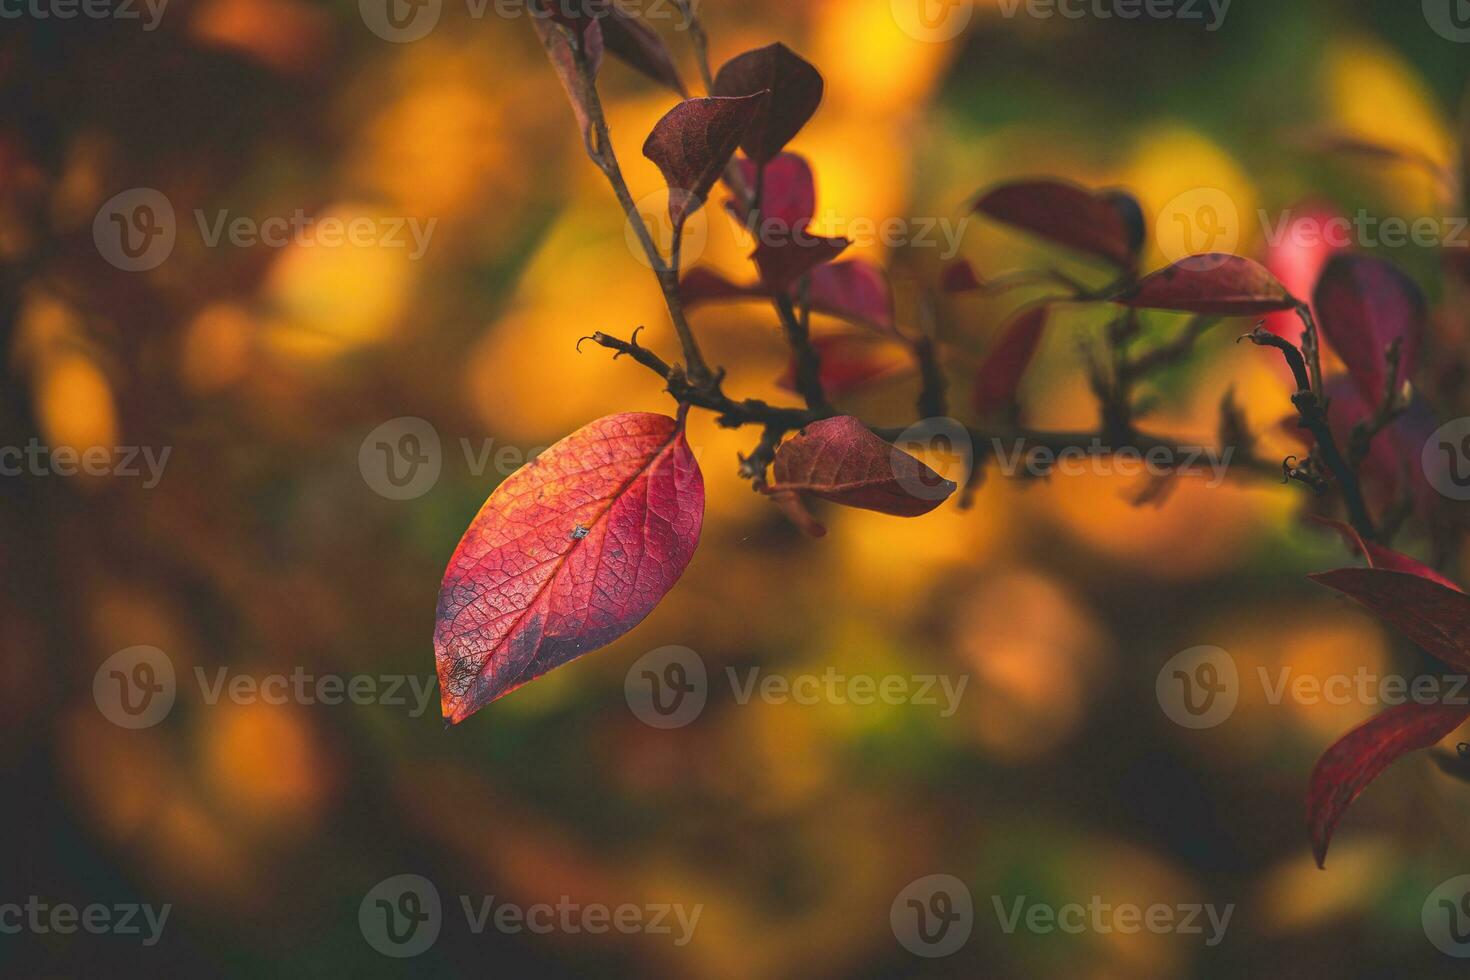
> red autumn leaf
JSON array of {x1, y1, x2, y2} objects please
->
[
  {"x1": 806, "y1": 261, "x2": 896, "y2": 334},
  {"x1": 941, "y1": 258, "x2": 983, "y2": 293},
  {"x1": 775, "y1": 333, "x2": 913, "y2": 400},
  {"x1": 1310, "y1": 517, "x2": 1463, "y2": 593},
  {"x1": 1313, "y1": 254, "x2": 1426, "y2": 405},
  {"x1": 769, "y1": 415, "x2": 955, "y2": 517},
  {"x1": 598, "y1": 2, "x2": 687, "y2": 96},
  {"x1": 643, "y1": 93, "x2": 769, "y2": 231},
  {"x1": 681, "y1": 260, "x2": 896, "y2": 334},
  {"x1": 972, "y1": 306, "x2": 1048, "y2": 416},
  {"x1": 973, "y1": 179, "x2": 1140, "y2": 268},
  {"x1": 532, "y1": 12, "x2": 605, "y2": 145},
  {"x1": 1308, "y1": 700, "x2": 1470, "y2": 868},
  {"x1": 1261, "y1": 202, "x2": 1345, "y2": 345},
  {"x1": 711, "y1": 42, "x2": 824, "y2": 165},
  {"x1": 753, "y1": 232, "x2": 851, "y2": 294},
  {"x1": 1309, "y1": 568, "x2": 1470, "y2": 672},
  {"x1": 434, "y1": 412, "x2": 704, "y2": 724},
  {"x1": 731, "y1": 153, "x2": 814, "y2": 230},
  {"x1": 1117, "y1": 254, "x2": 1298, "y2": 316}
]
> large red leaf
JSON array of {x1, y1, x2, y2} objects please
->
[
  {"x1": 972, "y1": 305, "x2": 1048, "y2": 416},
  {"x1": 1313, "y1": 254, "x2": 1426, "y2": 405},
  {"x1": 1310, "y1": 568, "x2": 1470, "y2": 672},
  {"x1": 643, "y1": 94, "x2": 768, "y2": 232},
  {"x1": 712, "y1": 43, "x2": 823, "y2": 165},
  {"x1": 1308, "y1": 700, "x2": 1470, "y2": 868},
  {"x1": 435, "y1": 412, "x2": 704, "y2": 724},
  {"x1": 973, "y1": 179, "x2": 1139, "y2": 268},
  {"x1": 1117, "y1": 254, "x2": 1298, "y2": 315},
  {"x1": 770, "y1": 416, "x2": 955, "y2": 517}
]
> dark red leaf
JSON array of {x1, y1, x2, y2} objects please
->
[
  {"x1": 973, "y1": 179, "x2": 1138, "y2": 268},
  {"x1": 731, "y1": 153, "x2": 815, "y2": 230},
  {"x1": 679, "y1": 267, "x2": 762, "y2": 305},
  {"x1": 643, "y1": 93, "x2": 769, "y2": 231},
  {"x1": 435, "y1": 412, "x2": 704, "y2": 724},
  {"x1": 972, "y1": 306, "x2": 1048, "y2": 416},
  {"x1": 770, "y1": 416, "x2": 954, "y2": 517},
  {"x1": 753, "y1": 233, "x2": 850, "y2": 294},
  {"x1": 532, "y1": 13, "x2": 605, "y2": 144},
  {"x1": 776, "y1": 333, "x2": 912, "y2": 400},
  {"x1": 806, "y1": 260, "x2": 896, "y2": 334},
  {"x1": 1117, "y1": 254, "x2": 1298, "y2": 316},
  {"x1": 1309, "y1": 517, "x2": 1463, "y2": 592},
  {"x1": 598, "y1": 2, "x2": 687, "y2": 95},
  {"x1": 1313, "y1": 254, "x2": 1426, "y2": 405},
  {"x1": 1308, "y1": 700, "x2": 1470, "y2": 867},
  {"x1": 941, "y1": 258, "x2": 983, "y2": 294},
  {"x1": 1309, "y1": 568, "x2": 1470, "y2": 672},
  {"x1": 712, "y1": 43, "x2": 824, "y2": 165}
]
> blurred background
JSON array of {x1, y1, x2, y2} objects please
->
[{"x1": 4, "y1": 0, "x2": 1470, "y2": 976}]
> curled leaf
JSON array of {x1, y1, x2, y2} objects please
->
[
  {"x1": 770, "y1": 415, "x2": 954, "y2": 517},
  {"x1": 1309, "y1": 568, "x2": 1470, "y2": 672},
  {"x1": 643, "y1": 93, "x2": 769, "y2": 231},
  {"x1": 435, "y1": 412, "x2": 704, "y2": 724},
  {"x1": 598, "y1": 2, "x2": 687, "y2": 95},
  {"x1": 532, "y1": 13, "x2": 605, "y2": 145},
  {"x1": 1117, "y1": 254, "x2": 1298, "y2": 316},
  {"x1": 1308, "y1": 700, "x2": 1470, "y2": 868},
  {"x1": 973, "y1": 179, "x2": 1140, "y2": 268},
  {"x1": 972, "y1": 305, "x2": 1048, "y2": 416},
  {"x1": 1313, "y1": 254, "x2": 1426, "y2": 405},
  {"x1": 712, "y1": 42, "x2": 824, "y2": 165}
]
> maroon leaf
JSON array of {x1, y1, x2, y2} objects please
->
[
  {"x1": 941, "y1": 259, "x2": 983, "y2": 294},
  {"x1": 775, "y1": 334, "x2": 912, "y2": 400},
  {"x1": 972, "y1": 306, "x2": 1048, "y2": 416},
  {"x1": 532, "y1": 13, "x2": 605, "y2": 145},
  {"x1": 769, "y1": 416, "x2": 955, "y2": 517},
  {"x1": 599, "y1": 2, "x2": 687, "y2": 95},
  {"x1": 644, "y1": 94, "x2": 769, "y2": 232},
  {"x1": 753, "y1": 233, "x2": 850, "y2": 294},
  {"x1": 1308, "y1": 700, "x2": 1470, "y2": 867},
  {"x1": 806, "y1": 260, "x2": 896, "y2": 334},
  {"x1": 1313, "y1": 254, "x2": 1426, "y2": 405},
  {"x1": 1117, "y1": 254, "x2": 1298, "y2": 316},
  {"x1": 1310, "y1": 568, "x2": 1470, "y2": 672},
  {"x1": 681, "y1": 260, "x2": 895, "y2": 334},
  {"x1": 1310, "y1": 517, "x2": 1463, "y2": 593},
  {"x1": 712, "y1": 43, "x2": 824, "y2": 165},
  {"x1": 973, "y1": 179, "x2": 1139, "y2": 268},
  {"x1": 731, "y1": 153, "x2": 815, "y2": 230}
]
